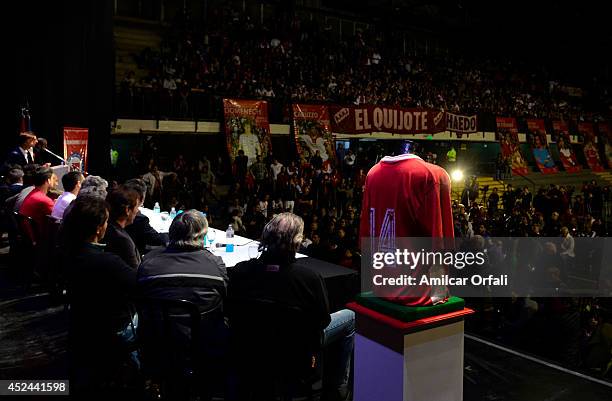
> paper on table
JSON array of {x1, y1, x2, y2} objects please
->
[{"x1": 139, "y1": 208, "x2": 306, "y2": 267}]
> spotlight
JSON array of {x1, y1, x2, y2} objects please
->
[{"x1": 451, "y1": 169, "x2": 464, "y2": 182}]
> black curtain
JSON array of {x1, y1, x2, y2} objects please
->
[{"x1": 6, "y1": 0, "x2": 114, "y2": 175}]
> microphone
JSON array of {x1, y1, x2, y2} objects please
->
[{"x1": 43, "y1": 148, "x2": 67, "y2": 165}]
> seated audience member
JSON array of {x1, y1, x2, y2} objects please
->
[
  {"x1": 0, "y1": 168, "x2": 25, "y2": 200},
  {"x1": 137, "y1": 210, "x2": 228, "y2": 373},
  {"x1": 51, "y1": 171, "x2": 84, "y2": 220},
  {"x1": 62, "y1": 197, "x2": 137, "y2": 396},
  {"x1": 230, "y1": 209, "x2": 247, "y2": 235},
  {"x1": 81, "y1": 175, "x2": 109, "y2": 194},
  {"x1": 124, "y1": 178, "x2": 168, "y2": 253},
  {"x1": 61, "y1": 178, "x2": 109, "y2": 220},
  {"x1": 0, "y1": 169, "x2": 24, "y2": 229},
  {"x1": 228, "y1": 213, "x2": 355, "y2": 400},
  {"x1": 244, "y1": 203, "x2": 266, "y2": 239},
  {"x1": 104, "y1": 187, "x2": 141, "y2": 269},
  {"x1": 19, "y1": 166, "x2": 58, "y2": 240},
  {"x1": 8, "y1": 164, "x2": 38, "y2": 212}
]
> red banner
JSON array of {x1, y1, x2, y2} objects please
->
[
  {"x1": 496, "y1": 117, "x2": 529, "y2": 176},
  {"x1": 445, "y1": 112, "x2": 478, "y2": 134},
  {"x1": 223, "y1": 99, "x2": 272, "y2": 166},
  {"x1": 597, "y1": 122, "x2": 612, "y2": 169},
  {"x1": 329, "y1": 105, "x2": 445, "y2": 135},
  {"x1": 526, "y1": 119, "x2": 557, "y2": 174},
  {"x1": 552, "y1": 121, "x2": 580, "y2": 173},
  {"x1": 578, "y1": 122, "x2": 604, "y2": 172},
  {"x1": 292, "y1": 104, "x2": 335, "y2": 167},
  {"x1": 63, "y1": 127, "x2": 88, "y2": 172}
]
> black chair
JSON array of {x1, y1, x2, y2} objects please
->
[
  {"x1": 44, "y1": 215, "x2": 65, "y2": 300},
  {"x1": 227, "y1": 297, "x2": 323, "y2": 401},
  {"x1": 10, "y1": 212, "x2": 39, "y2": 284},
  {"x1": 134, "y1": 297, "x2": 223, "y2": 401}
]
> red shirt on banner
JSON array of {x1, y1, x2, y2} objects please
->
[{"x1": 359, "y1": 154, "x2": 454, "y2": 306}]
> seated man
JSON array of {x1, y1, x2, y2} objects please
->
[
  {"x1": 0, "y1": 168, "x2": 24, "y2": 200},
  {"x1": 123, "y1": 178, "x2": 168, "y2": 254},
  {"x1": 228, "y1": 213, "x2": 354, "y2": 400},
  {"x1": 137, "y1": 210, "x2": 228, "y2": 382},
  {"x1": 51, "y1": 171, "x2": 83, "y2": 220},
  {"x1": 138, "y1": 209, "x2": 227, "y2": 310},
  {"x1": 62, "y1": 196, "x2": 137, "y2": 396},
  {"x1": 104, "y1": 186, "x2": 141, "y2": 269},
  {"x1": 19, "y1": 166, "x2": 58, "y2": 241}
]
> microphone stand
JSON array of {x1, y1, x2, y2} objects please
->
[{"x1": 43, "y1": 148, "x2": 67, "y2": 165}]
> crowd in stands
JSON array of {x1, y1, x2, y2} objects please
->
[
  {"x1": 456, "y1": 177, "x2": 612, "y2": 367},
  {"x1": 120, "y1": 7, "x2": 611, "y2": 122}
]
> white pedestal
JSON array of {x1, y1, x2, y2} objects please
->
[{"x1": 349, "y1": 302, "x2": 472, "y2": 401}]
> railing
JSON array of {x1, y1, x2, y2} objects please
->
[{"x1": 115, "y1": 86, "x2": 501, "y2": 131}]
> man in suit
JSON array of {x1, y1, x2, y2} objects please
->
[
  {"x1": 4, "y1": 132, "x2": 38, "y2": 168},
  {"x1": 33, "y1": 138, "x2": 56, "y2": 166}
]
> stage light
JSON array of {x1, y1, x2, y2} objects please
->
[{"x1": 451, "y1": 169, "x2": 464, "y2": 182}]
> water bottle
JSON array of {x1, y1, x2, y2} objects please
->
[
  {"x1": 169, "y1": 207, "x2": 177, "y2": 220},
  {"x1": 202, "y1": 213, "x2": 207, "y2": 245},
  {"x1": 153, "y1": 202, "x2": 161, "y2": 214},
  {"x1": 225, "y1": 224, "x2": 235, "y2": 252}
]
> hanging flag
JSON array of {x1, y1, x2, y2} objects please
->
[
  {"x1": 63, "y1": 127, "x2": 89, "y2": 172},
  {"x1": 292, "y1": 104, "x2": 335, "y2": 167},
  {"x1": 223, "y1": 99, "x2": 271, "y2": 167},
  {"x1": 552, "y1": 121, "x2": 580, "y2": 173},
  {"x1": 496, "y1": 117, "x2": 529, "y2": 176},
  {"x1": 597, "y1": 122, "x2": 612, "y2": 169},
  {"x1": 20, "y1": 105, "x2": 32, "y2": 133},
  {"x1": 578, "y1": 122, "x2": 604, "y2": 172},
  {"x1": 527, "y1": 119, "x2": 557, "y2": 174}
]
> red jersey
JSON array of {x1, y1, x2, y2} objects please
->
[{"x1": 359, "y1": 154, "x2": 454, "y2": 305}]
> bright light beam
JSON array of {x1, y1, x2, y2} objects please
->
[{"x1": 451, "y1": 169, "x2": 464, "y2": 182}]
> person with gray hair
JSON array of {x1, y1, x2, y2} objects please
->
[
  {"x1": 137, "y1": 210, "x2": 228, "y2": 362},
  {"x1": 81, "y1": 175, "x2": 108, "y2": 193},
  {"x1": 228, "y1": 212, "x2": 355, "y2": 400},
  {"x1": 62, "y1": 185, "x2": 109, "y2": 220}
]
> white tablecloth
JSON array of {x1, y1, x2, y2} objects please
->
[{"x1": 139, "y1": 207, "x2": 306, "y2": 267}]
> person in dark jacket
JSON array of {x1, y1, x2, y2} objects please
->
[
  {"x1": 228, "y1": 213, "x2": 354, "y2": 400},
  {"x1": 138, "y1": 209, "x2": 227, "y2": 312},
  {"x1": 123, "y1": 178, "x2": 168, "y2": 254},
  {"x1": 104, "y1": 186, "x2": 141, "y2": 269},
  {"x1": 3, "y1": 132, "x2": 38, "y2": 169},
  {"x1": 137, "y1": 210, "x2": 228, "y2": 397},
  {"x1": 63, "y1": 196, "x2": 137, "y2": 397}
]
